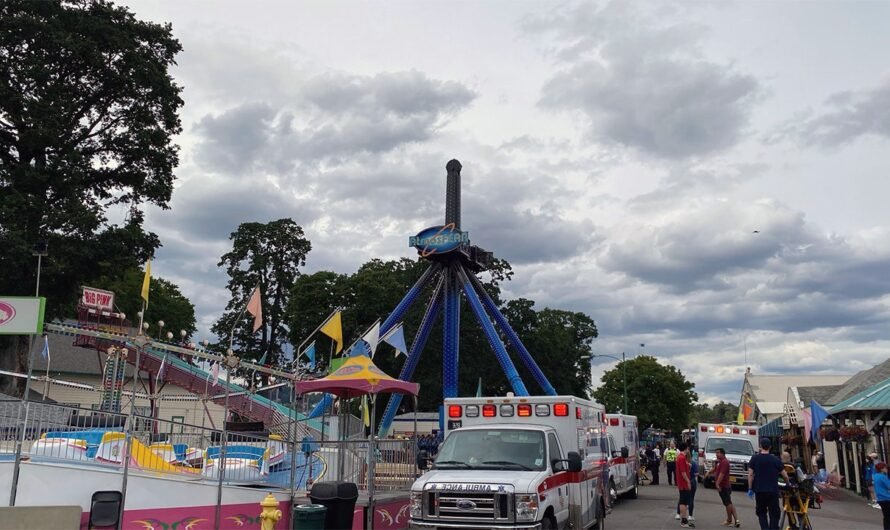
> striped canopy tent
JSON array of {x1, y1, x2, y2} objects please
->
[{"x1": 295, "y1": 341, "x2": 419, "y2": 398}]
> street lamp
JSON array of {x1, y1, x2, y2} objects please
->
[{"x1": 585, "y1": 352, "x2": 628, "y2": 414}]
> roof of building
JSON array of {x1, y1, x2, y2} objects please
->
[
  {"x1": 393, "y1": 412, "x2": 440, "y2": 421},
  {"x1": 756, "y1": 401, "x2": 787, "y2": 415},
  {"x1": 747, "y1": 374, "x2": 850, "y2": 402},
  {"x1": 796, "y1": 385, "x2": 845, "y2": 407},
  {"x1": 830, "y1": 376, "x2": 890, "y2": 414},
  {"x1": 31, "y1": 332, "x2": 133, "y2": 377},
  {"x1": 827, "y1": 357, "x2": 890, "y2": 406}
]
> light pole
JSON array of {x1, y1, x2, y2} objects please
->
[{"x1": 587, "y1": 352, "x2": 628, "y2": 414}]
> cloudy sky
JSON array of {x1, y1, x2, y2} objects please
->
[{"x1": 122, "y1": 0, "x2": 890, "y2": 404}]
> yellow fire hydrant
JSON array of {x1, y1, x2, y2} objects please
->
[{"x1": 259, "y1": 493, "x2": 282, "y2": 530}]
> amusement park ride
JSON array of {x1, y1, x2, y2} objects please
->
[{"x1": 308, "y1": 159, "x2": 558, "y2": 436}]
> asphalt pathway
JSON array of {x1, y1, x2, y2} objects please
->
[{"x1": 606, "y1": 480, "x2": 882, "y2": 530}]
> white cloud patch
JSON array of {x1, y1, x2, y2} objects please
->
[{"x1": 528, "y1": 2, "x2": 760, "y2": 159}]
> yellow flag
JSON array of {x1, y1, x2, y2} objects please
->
[
  {"x1": 141, "y1": 259, "x2": 151, "y2": 302},
  {"x1": 320, "y1": 311, "x2": 343, "y2": 354},
  {"x1": 362, "y1": 395, "x2": 370, "y2": 427}
]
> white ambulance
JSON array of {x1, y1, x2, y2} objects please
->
[
  {"x1": 697, "y1": 423, "x2": 759, "y2": 488},
  {"x1": 410, "y1": 395, "x2": 608, "y2": 530},
  {"x1": 604, "y1": 414, "x2": 639, "y2": 505}
]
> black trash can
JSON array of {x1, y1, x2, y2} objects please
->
[
  {"x1": 309, "y1": 481, "x2": 359, "y2": 529},
  {"x1": 292, "y1": 504, "x2": 326, "y2": 530}
]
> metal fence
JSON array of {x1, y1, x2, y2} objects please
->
[{"x1": 1, "y1": 399, "x2": 418, "y2": 493}]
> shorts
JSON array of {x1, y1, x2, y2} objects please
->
[
  {"x1": 719, "y1": 488, "x2": 733, "y2": 506},
  {"x1": 678, "y1": 489, "x2": 692, "y2": 505}
]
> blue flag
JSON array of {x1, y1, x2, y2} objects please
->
[
  {"x1": 811, "y1": 399, "x2": 831, "y2": 442},
  {"x1": 257, "y1": 351, "x2": 268, "y2": 366},
  {"x1": 303, "y1": 342, "x2": 316, "y2": 370},
  {"x1": 383, "y1": 324, "x2": 408, "y2": 357}
]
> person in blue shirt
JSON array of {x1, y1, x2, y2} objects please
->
[
  {"x1": 747, "y1": 437, "x2": 789, "y2": 530},
  {"x1": 875, "y1": 462, "x2": 890, "y2": 529}
]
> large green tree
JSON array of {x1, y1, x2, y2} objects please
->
[
  {"x1": 690, "y1": 401, "x2": 740, "y2": 426},
  {"x1": 0, "y1": 0, "x2": 182, "y2": 394},
  {"x1": 592, "y1": 355, "x2": 698, "y2": 435},
  {"x1": 213, "y1": 219, "x2": 311, "y2": 366},
  {"x1": 99, "y1": 267, "x2": 196, "y2": 340}
]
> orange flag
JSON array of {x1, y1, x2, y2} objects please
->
[{"x1": 246, "y1": 286, "x2": 262, "y2": 333}]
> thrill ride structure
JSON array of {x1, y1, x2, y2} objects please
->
[{"x1": 309, "y1": 160, "x2": 558, "y2": 435}]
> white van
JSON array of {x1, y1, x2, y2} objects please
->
[
  {"x1": 604, "y1": 414, "x2": 639, "y2": 505},
  {"x1": 409, "y1": 395, "x2": 608, "y2": 530}
]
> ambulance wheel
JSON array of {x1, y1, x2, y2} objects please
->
[
  {"x1": 626, "y1": 476, "x2": 638, "y2": 499},
  {"x1": 594, "y1": 497, "x2": 606, "y2": 530},
  {"x1": 540, "y1": 515, "x2": 556, "y2": 530}
]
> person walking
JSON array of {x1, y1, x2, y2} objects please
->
[
  {"x1": 666, "y1": 441, "x2": 679, "y2": 486},
  {"x1": 747, "y1": 437, "x2": 789, "y2": 530},
  {"x1": 650, "y1": 443, "x2": 661, "y2": 485},
  {"x1": 676, "y1": 442, "x2": 694, "y2": 528},
  {"x1": 875, "y1": 462, "x2": 890, "y2": 529},
  {"x1": 866, "y1": 453, "x2": 879, "y2": 508}
]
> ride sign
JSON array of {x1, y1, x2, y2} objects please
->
[
  {"x1": 409, "y1": 224, "x2": 469, "y2": 257},
  {"x1": 81, "y1": 286, "x2": 115, "y2": 311},
  {"x1": 0, "y1": 297, "x2": 46, "y2": 335}
]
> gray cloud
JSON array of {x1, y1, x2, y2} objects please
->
[
  {"x1": 791, "y1": 80, "x2": 890, "y2": 147},
  {"x1": 529, "y1": 2, "x2": 760, "y2": 158}
]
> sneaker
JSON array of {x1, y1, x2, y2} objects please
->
[
  {"x1": 680, "y1": 523, "x2": 695, "y2": 529},
  {"x1": 674, "y1": 513, "x2": 681, "y2": 520},
  {"x1": 721, "y1": 521, "x2": 733, "y2": 527},
  {"x1": 874, "y1": 503, "x2": 882, "y2": 509},
  {"x1": 734, "y1": 522, "x2": 741, "y2": 528},
  {"x1": 689, "y1": 516, "x2": 696, "y2": 522}
]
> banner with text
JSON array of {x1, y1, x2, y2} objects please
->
[{"x1": 82, "y1": 286, "x2": 115, "y2": 311}]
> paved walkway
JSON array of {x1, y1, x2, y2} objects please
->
[{"x1": 606, "y1": 480, "x2": 882, "y2": 529}]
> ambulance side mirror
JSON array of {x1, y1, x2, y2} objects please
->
[
  {"x1": 566, "y1": 451, "x2": 583, "y2": 473},
  {"x1": 416, "y1": 450, "x2": 431, "y2": 471},
  {"x1": 621, "y1": 447, "x2": 629, "y2": 459}
]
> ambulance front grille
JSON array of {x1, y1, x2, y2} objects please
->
[{"x1": 423, "y1": 485, "x2": 513, "y2": 523}]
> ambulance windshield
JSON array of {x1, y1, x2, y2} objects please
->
[
  {"x1": 435, "y1": 429, "x2": 546, "y2": 471},
  {"x1": 706, "y1": 438, "x2": 754, "y2": 456}
]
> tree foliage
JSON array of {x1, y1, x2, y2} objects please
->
[
  {"x1": 0, "y1": 0, "x2": 182, "y2": 394},
  {"x1": 690, "y1": 401, "x2": 739, "y2": 426},
  {"x1": 213, "y1": 219, "x2": 311, "y2": 365},
  {"x1": 592, "y1": 355, "x2": 698, "y2": 435},
  {"x1": 288, "y1": 258, "x2": 598, "y2": 412},
  {"x1": 99, "y1": 267, "x2": 196, "y2": 340}
]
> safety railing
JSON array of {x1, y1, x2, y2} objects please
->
[{"x1": 1, "y1": 399, "x2": 418, "y2": 492}]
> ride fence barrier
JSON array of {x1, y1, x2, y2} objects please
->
[{"x1": 1, "y1": 399, "x2": 419, "y2": 493}]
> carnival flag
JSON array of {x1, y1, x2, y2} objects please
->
[
  {"x1": 303, "y1": 342, "x2": 316, "y2": 370},
  {"x1": 476, "y1": 377, "x2": 482, "y2": 398},
  {"x1": 141, "y1": 259, "x2": 151, "y2": 302},
  {"x1": 257, "y1": 351, "x2": 268, "y2": 366},
  {"x1": 246, "y1": 285, "x2": 263, "y2": 333},
  {"x1": 40, "y1": 335, "x2": 50, "y2": 360},
  {"x1": 363, "y1": 321, "x2": 380, "y2": 357},
  {"x1": 382, "y1": 324, "x2": 408, "y2": 357},
  {"x1": 211, "y1": 362, "x2": 220, "y2": 386},
  {"x1": 320, "y1": 311, "x2": 343, "y2": 354},
  {"x1": 811, "y1": 400, "x2": 831, "y2": 442},
  {"x1": 362, "y1": 395, "x2": 371, "y2": 428}
]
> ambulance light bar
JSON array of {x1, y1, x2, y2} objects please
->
[
  {"x1": 609, "y1": 418, "x2": 619, "y2": 426},
  {"x1": 446, "y1": 401, "x2": 576, "y2": 419},
  {"x1": 535, "y1": 404, "x2": 550, "y2": 417},
  {"x1": 517, "y1": 404, "x2": 532, "y2": 417},
  {"x1": 482, "y1": 404, "x2": 497, "y2": 417},
  {"x1": 466, "y1": 405, "x2": 479, "y2": 417},
  {"x1": 553, "y1": 403, "x2": 569, "y2": 416},
  {"x1": 500, "y1": 404, "x2": 514, "y2": 417},
  {"x1": 448, "y1": 405, "x2": 462, "y2": 418},
  {"x1": 700, "y1": 424, "x2": 758, "y2": 436}
]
